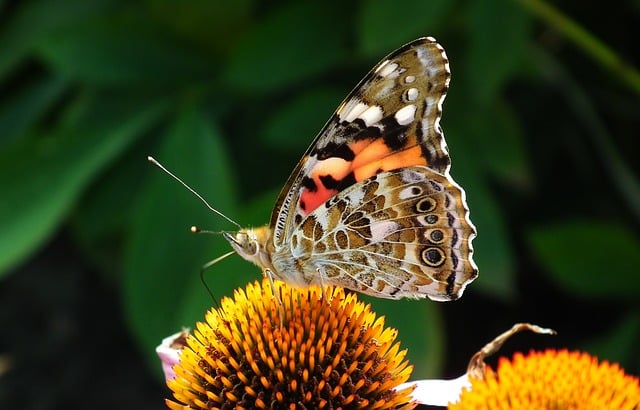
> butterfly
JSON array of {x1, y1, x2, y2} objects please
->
[{"x1": 224, "y1": 37, "x2": 477, "y2": 301}]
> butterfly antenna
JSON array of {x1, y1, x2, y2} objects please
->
[
  {"x1": 199, "y1": 250, "x2": 236, "y2": 309},
  {"x1": 147, "y1": 156, "x2": 242, "y2": 230},
  {"x1": 190, "y1": 226, "x2": 223, "y2": 235}
]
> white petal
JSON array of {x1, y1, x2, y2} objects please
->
[
  {"x1": 396, "y1": 373, "x2": 470, "y2": 406},
  {"x1": 156, "y1": 330, "x2": 189, "y2": 381}
]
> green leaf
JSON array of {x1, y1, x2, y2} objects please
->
[
  {"x1": 443, "y1": 101, "x2": 516, "y2": 299},
  {"x1": 358, "y1": 0, "x2": 452, "y2": 57},
  {"x1": 222, "y1": 2, "x2": 349, "y2": 95},
  {"x1": 528, "y1": 221, "x2": 640, "y2": 299},
  {"x1": 69, "y1": 140, "x2": 155, "y2": 278},
  {"x1": 463, "y1": 176, "x2": 516, "y2": 299},
  {"x1": 479, "y1": 102, "x2": 531, "y2": 187},
  {"x1": 33, "y1": 9, "x2": 215, "y2": 86},
  {"x1": 467, "y1": 0, "x2": 532, "y2": 104},
  {"x1": 0, "y1": 75, "x2": 68, "y2": 147},
  {"x1": 124, "y1": 104, "x2": 256, "y2": 371},
  {"x1": 239, "y1": 188, "x2": 278, "y2": 227},
  {"x1": 583, "y1": 312, "x2": 640, "y2": 371},
  {"x1": 0, "y1": 96, "x2": 167, "y2": 277},
  {"x1": 447, "y1": 78, "x2": 530, "y2": 188},
  {"x1": 366, "y1": 298, "x2": 444, "y2": 378},
  {"x1": 0, "y1": 0, "x2": 115, "y2": 81},
  {"x1": 145, "y1": 0, "x2": 255, "y2": 53},
  {"x1": 262, "y1": 87, "x2": 345, "y2": 153}
]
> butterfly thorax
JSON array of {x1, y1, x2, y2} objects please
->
[{"x1": 225, "y1": 225, "x2": 319, "y2": 288}]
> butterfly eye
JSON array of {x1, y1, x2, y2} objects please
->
[
  {"x1": 235, "y1": 233, "x2": 258, "y2": 256},
  {"x1": 244, "y1": 241, "x2": 258, "y2": 256}
]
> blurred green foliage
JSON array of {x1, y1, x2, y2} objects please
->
[{"x1": 1, "y1": 0, "x2": 638, "y2": 386}]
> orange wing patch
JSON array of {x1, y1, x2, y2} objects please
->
[
  {"x1": 352, "y1": 137, "x2": 425, "y2": 182},
  {"x1": 298, "y1": 135, "x2": 427, "y2": 216},
  {"x1": 298, "y1": 157, "x2": 348, "y2": 214}
]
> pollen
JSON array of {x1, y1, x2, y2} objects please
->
[
  {"x1": 165, "y1": 279, "x2": 416, "y2": 409},
  {"x1": 450, "y1": 349, "x2": 640, "y2": 410}
]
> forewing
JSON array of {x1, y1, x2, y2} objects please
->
[{"x1": 270, "y1": 37, "x2": 453, "y2": 247}]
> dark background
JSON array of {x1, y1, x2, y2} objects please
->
[{"x1": 0, "y1": 0, "x2": 639, "y2": 409}]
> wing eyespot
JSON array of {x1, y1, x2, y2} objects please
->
[
  {"x1": 425, "y1": 214, "x2": 439, "y2": 225},
  {"x1": 422, "y1": 247, "x2": 446, "y2": 267},
  {"x1": 428, "y1": 229, "x2": 445, "y2": 244},
  {"x1": 416, "y1": 197, "x2": 437, "y2": 213}
]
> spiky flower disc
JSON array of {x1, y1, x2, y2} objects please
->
[
  {"x1": 450, "y1": 349, "x2": 640, "y2": 410},
  {"x1": 166, "y1": 279, "x2": 416, "y2": 409}
]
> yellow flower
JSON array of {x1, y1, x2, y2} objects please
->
[
  {"x1": 163, "y1": 278, "x2": 416, "y2": 409},
  {"x1": 449, "y1": 349, "x2": 640, "y2": 410}
]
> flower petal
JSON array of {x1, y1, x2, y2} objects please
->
[
  {"x1": 156, "y1": 329, "x2": 189, "y2": 381},
  {"x1": 397, "y1": 373, "x2": 470, "y2": 406}
]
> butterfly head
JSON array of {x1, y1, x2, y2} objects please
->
[{"x1": 223, "y1": 226, "x2": 273, "y2": 271}]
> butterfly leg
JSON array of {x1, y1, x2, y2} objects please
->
[
  {"x1": 316, "y1": 266, "x2": 329, "y2": 303},
  {"x1": 264, "y1": 268, "x2": 284, "y2": 327}
]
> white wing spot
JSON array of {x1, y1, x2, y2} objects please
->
[
  {"x1": 370, "y1": 220, "x2": 399, "y2": 242},
  {"x1": 398, "y1": 186, "x2": 421, "y2": 200},
  {"x1": 416, "y1": 47, "x2": 435, "y2": 69},
  {"x1": 346, "y1": 188, "x2": 365, "y2": 208},
  {"x1": 358, "y1": 105, "x2": 383, "y2": 126},
  {"x1": 406, "y1": 87, "x2": 419, "y2": 102},
  {"x1": 395, "y1": 104, "x2": 416, "y2": 126},
  {"x1": 405, "y1": 75, "x2": 415, "y2": 84},
  {"x1": 339, "y1": 100, "x2": 369, "y2": 122},
  {"x1": 376, "y1": 61, "x2": 398, "y2": 78},
  {"x1": 425, "y1": 95, "x2": 437, "y2": 113},
  {"x1": 375, "y1": 60, "x2": 390, "y2": 73},
  {"x1": 401, "y1": 168, "x2": 426, "y2": 183}
]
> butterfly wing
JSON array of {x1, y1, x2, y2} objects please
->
[
  {"x1": 268, "y1": 37, "x2": 477, "y2": 299},
  {"x1": 270, "y1": 37, "x2": 453, "y2": 245},
  {"x1": 287, "y1": 167, "x2": 476, "y2": 300}
]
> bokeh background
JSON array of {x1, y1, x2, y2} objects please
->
[{"x1": 1, "y1": 0, "x2": 639, "y2": 408}]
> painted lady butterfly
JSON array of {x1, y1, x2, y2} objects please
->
[{"x1": 224, "y1": 37, "x2": 477, "y2": 301}]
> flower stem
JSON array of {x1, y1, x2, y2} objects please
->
[{"x1": 516, "y1": 0, "x2": 640, "y2": 95}]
